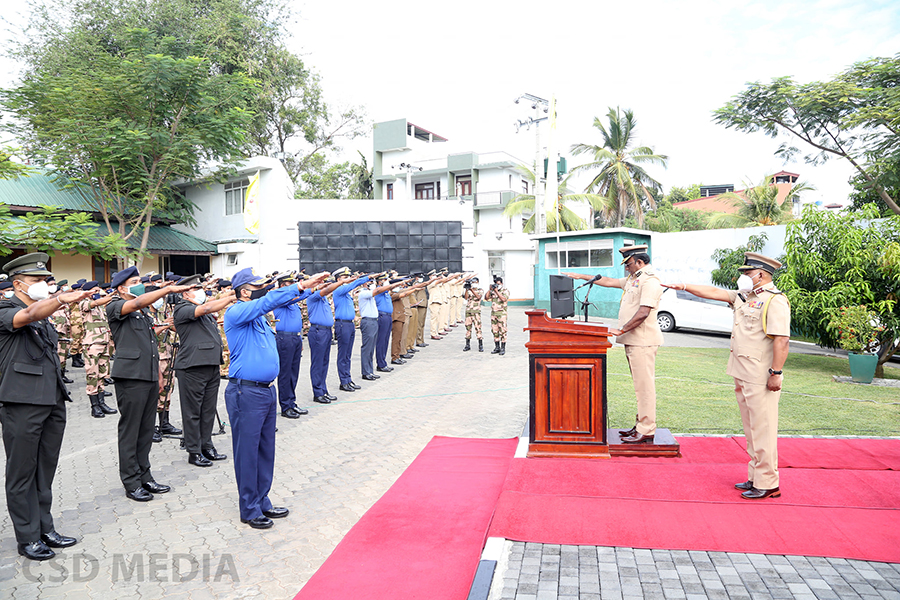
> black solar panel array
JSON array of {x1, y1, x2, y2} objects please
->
[{"x1": 296, "y1": 221, "x2": 463, "y2": 275}]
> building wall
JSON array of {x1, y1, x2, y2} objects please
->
[{"x1": 48, "y1": 253, "x2": 92, "y2": 284}]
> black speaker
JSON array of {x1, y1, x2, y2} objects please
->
[{"x1": 549, "y1": 275, "x2": 575, "y2": 319}]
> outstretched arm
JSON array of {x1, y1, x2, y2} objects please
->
[{"x1": 661, "y1": 282, "x2": 732, "y2": 304}]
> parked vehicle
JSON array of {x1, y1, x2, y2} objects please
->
[{"x1": 657, "y1": 288, "x2": 733, "y2": 334}]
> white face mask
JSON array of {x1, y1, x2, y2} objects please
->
[
  {"x1": 191, "y1": 290, "x2": 207, "y2": 305},
  {"x1": 736, "y1": 274, "x2": 754, "y2": 293},
  {"x1": 48, "y1": 284, "x2": 58, "y2": 294},
  {"x1": 3, "y1": 291, "x2": 13, "y2": 299},
  {"x1": 152, "y1": 298, "x2": 165, "y2": 310},
  {"x1": 21, "y1": 280, "x2": 51, "y2": 301}
]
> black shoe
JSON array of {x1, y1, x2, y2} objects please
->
[
  {"x1": 362, "y1": 374, "x2": 379, "y2": 381},
  {"x1": 348, "y1": 381, "x2": 361, "y2": 390},
  {"x1": 620, "y1": 432, "x2": 654, "y2": 444},
  {"x1": 416, "y1": 343, "x2": 428, "y2": 347},
  {"x1": 152, "y1": 428, "x2": 162, "y2": 443},
  {"x1": 158, "y1": 410, "x2": 181, "y2": 435},
  {"x1": 89, "y1": 394, "x2": 105, "y2": 418},
  {"x1": 376, "y1": 366, "x2": 394, "y2": 373},
  {"x1": 18, "y1": 540, "x2": 55, "y2": 561},
  {"x1": 339, "y1": 383, "x2": 356, "y2": 392},
  {"x1": 313, "y1": 395, "x2": 331, "y2": 404},
  {"x1": 41, "y1": 531, "x2": 78, "y2": 548},
  {"x1": 126, "y1": 487, "x2": 153, "y2": 502},
  {"x1": 70, "y1": 354, "x2": 85, "y2": 368},
  {"x1": 491, "y1": 342, "x2": 501, "y2": 354},
  {"x1": 189, "y1": 453, "x2": 213, "y2": 467},
  {"x1": 741, "y1": 487, "x2": 781, "y2": 500},
  {"x1": 101, "y1": 389, "x2": 113, "y2": 397},
  {"x1": 263, "y1": 507, "x2": 289, "y2": 519},
  {"x1": 98, "y1": 398, "x2": 117, "y2": 415},
  {"x1": 478, "y1": 339, "x2": 484, "y2": 352},
  {"x1": 463, "y1": 340, "x2": 471, "y2": 351},
  {"x1": 619, "y1": 427, "x2": 637, "y2": 438},
  {"x1": 408, "y1": 348, "x2": 419, "y2": 353},
  {"x1": 734, "y1": 480, "x2": 754, "y2": 491},
  {"x1": 62, "y1": 372, "x2": 74, "y2": 384},
  {"x1": 103, "y1": 377, "x2": 115, "y2": 385},
  {"x1": 391, "y1": 359, "x2": 406, "y2": 365},
  {"x1": 142, "y1": 480, "x2": 170, "y2": 494},
  {"x1": 400, "y1": 353, "x2": 414, "y2": 359},
  {"x1": 281, "y1": 407, "x2": 303, "y2": 419},
  {"x1": 201, "y1": 447, "x2": 227, "y2": 461},
  {"x1": 241, "y1": 516, "x2": 273, "y2": 529}
]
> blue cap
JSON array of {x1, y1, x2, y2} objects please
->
[
  {"x1": 71, "y1": 283, "x2": 83, "y2": 290},
  {"x1": 83, "y1": 280, "x2": 99, "y2": 290},
  {"x1": 0, "y1": 281, "x2": 12, "y2": 290},
  {"x1": 231, "y1": 267, "x2": 268, "y2": 290},
  {"x1": 110, "y1": 266, "x2": 140, "y2": 289}
]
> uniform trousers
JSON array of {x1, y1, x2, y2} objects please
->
[
  {"x1": 0, "y1": 393, "x2": 66, "y2": 543},
  {"x1": 307, "y1": 324, "x2": 332, "y2": 397},
  {"x1": 405, "y1": 307, "x2": 419, "y2": 351},
  {"x1": 176, "y1": 365, "x2": 220, "y2": 454},
  {"x1": 623, "y1": 345, "x2": 658, "y2": 436},
  {"x1": 428, "y1": 302, "x2": 442, "y2": 335},
  {"x1": 359, "y1": 317, "x2": 378, "y2": 377},
  {"x1": 390, "y1": 319, "x2": 405, "y2": 360},
  {"x1": 439, "y1": 302, "x2": 450, "y2": 332},
  {"x1": 734, "y1": 378, "x2": 780, "y2": 489},
  {"x1": 375, "y1": 312, "x2": 392, "y2": 369},
  {"x1": 114, "y1": 378, "x2": 159, "y2": 491},
  {"x1": 416, "y1": 307, "x2": 427, "y2": 344},
  {"x1": 275, "y1": 332, "x2": 303, "y2": 411},
  {"x1": 334, "y1": 320, "x2": 355, "y2": 385},
  {"x1": 224, "y1": 381, "x2": 276, "y2": 521}
]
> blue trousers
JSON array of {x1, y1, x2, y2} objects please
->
[
  {"x1": 308, "y1": 324, "x2": 332, "y2": 397},
  {"x1": 375, "y1": 312, "x2": 392, "y2": 369},
  {"x1": 359, "y1": 317, "x2": 378, "y2": 377},
  {"x1": 275, "y1": 332, "x2": 303, "y2": 411},
  {"x1": 334, "y1": 320, "x2": 355, "y2": 385},
  {"x1": 224, "y1": 381, "x2": 276, "y2": 521}
]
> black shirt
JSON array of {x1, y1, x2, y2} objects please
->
[
  {"x1": 172, "y1": 299, "x2": 223, "y2": 369},
  {"x1": 106, "y1": 297, "x2": 159, "y2": 382},
  {"x1": 0, "y1": 297, "x2": 68, "y2": 405}
]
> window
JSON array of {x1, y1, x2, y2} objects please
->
[
  {"x1": 386, "y1": 183, "x2": 394, "y2": 200},
  {"x1": 226, "y1": 254, "x2": 239, "y2": 266},
  {"x1": 488, "y1": 251, "x2": 505, "y2": 282},
  {"x1": 415, "y1": 182, "x2": 435, "y2": 199},
  {"x1": 225, "y1": 179, "x2": 249, "y2": 216},
  {"x1": 546, "y1": 240, "x2": 613, "y2": 269},
  {"x1": 522, "y1": 180, "x2": 529, "y2": 194},
  {"x1": 457, "y1": 177, "x2": 472, "y2": 196}
]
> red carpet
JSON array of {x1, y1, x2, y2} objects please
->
[
  {"x1": 488, "y1": 437, "x2": 900, "y2": 563},
  {"x1": 294, "y1": 436, "x2": 517, "y2": 600}
]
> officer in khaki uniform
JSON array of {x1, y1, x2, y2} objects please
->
[
  {"x1": 565, "y1": 244, "x2": 664, "y2": 443},
  {"x1": 667, "y1": 252, "x2": 790, "y2": 499}
]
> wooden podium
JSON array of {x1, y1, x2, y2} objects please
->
[{"x1": 525, "y1": 310, "x2": 680, "y2": 459}]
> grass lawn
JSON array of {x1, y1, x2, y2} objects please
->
[{"x1": 605, "y1": 346, "x2": 900, "y2": 437}]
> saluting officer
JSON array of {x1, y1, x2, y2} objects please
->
[
  {"x1": 331, "y1": 267, "x2": 371, "y2": 393},
  {"x1": 306, "y1": 272, "x2": 349, "y2": 403},
  {"x1": 463, "y1": 276, "x2": 484, "y2": 352},
  {"x1": 665, "y1": 252, "x2": 790, "y2": 499},
  {"x1": 107, "y1": 266, "x2": 195, "y2": 501},
  {"x1": 174, "y1": 275, "x2": 235, "y2": 467},
  {"x1": 271, "y1": 273, "x2": 308, "y2": 419},
  {"x1": 49, "y1": 278, "x2": 74, "y2": 383},
  {"x1": 80, "y1": 281, "x2": 118, "y2": 418},
  {"x1": 484, "y1": 275, "x2": 510, "y2": 355},
  {"x1": 0, "y1": 253, "x2": 93, "y2": 561}
]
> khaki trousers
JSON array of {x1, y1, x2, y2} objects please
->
[
  {"x1": 439, "y1": 302, "x2": 450, "y2": 332},
  {"x1": 429, "y1": 302, "x2": 442, "y2": 336},
  {"x1": 390, "y1": 319, "x2": 405, "y2": 360},
  {"x1": 624, "y1": 345, "x2": 658, "y2": 435},
  {"x1": 416, "y1": 307, "x2": 427, "y2": 343},
  {"x1": 734, "y1": 378, "x2": 780, "y2": 489},
  {"x1": 406, "y1": 308, "x2": 419, "y2": 350}
]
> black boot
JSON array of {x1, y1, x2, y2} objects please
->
[
  {"x1": 463, "y1": 339, "x2": 471, "y2": 352},
  {"x1": 491, "y1": 341, "x2": 501, "y2": 354},
  {"x1": 98, "y1": 396, "x2": 117, "y2": 415},
  {"x1": 89, "y1": 395, "x2": 104, "y2": 418},
  {"x1": 103, "y1": 377, "x2": 114, "y2": 385},
  {"x1": 70, "y1": 353, "x2": 84, "y2": 368},
  {"x1": 500, "y1": 342, "x2": 506, "y2": 356},
  {"x1": 152, "y1": 427, "x2": 162, "y2": 443},
  {"x1": 478, "y1": 339, "x2": 484, "y2": 352},
  {"x1": 61, "y1": 369, "x2": 73, "y2": 384},
  {"x1": 159, "y1": 410, "x2": 182, "y2": 436}
]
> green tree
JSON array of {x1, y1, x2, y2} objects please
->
[
  {"x1": 3, "y1": 27, "x2": 254, "y2": 267},
  {"x1": 709, "y1": 232, "x2": 769, "y2": 288},
  {"x1": 0, "y1": 205, "x2": 131, "y2": 260},
  {"x1": 707, "y1": 177, "x2": 815, "y2": 228},
  {"x1": 503, "y1": 166, "x2": 608, "y2": 233},
  {"x1": 0, "y1": 146, "x2": 33, "y2": 180},
  {"x1": 294, "y1": 154, "x2": 354, "y2": 200},
  {"x1": 779, "y1": 205, "x2": 900, "y2": 376},
  {"x1": 713, "y1": 54, "x2": 900, "y2": 216},
  {"x1": 570, "y1": 107, "x2": 668, "y2": 227},
  {"x1": 848, "y1": 161, "x2": 899, "y2": 217},
  {"x1": 665, "y1": 184, "x2": 702, "y2": 205}
]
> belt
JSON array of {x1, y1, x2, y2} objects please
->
[
  {"x1": 361, "y1": 316, "x2": 377, "y2": 320},
  {"x1": 335, "y1": 318, "x2": 353, "y2": 323},
  {"x1": 229, "y1": 378, "x2": 274, "y2": 388},
  {"x1": 310, "y1": 323, "x2": 332, "y2": 329},
  {"x1": 275, "y1": 331, "x2": 303, "y2": 336},
  {"x1": 378, "y1": 311, "x2": 392, "y2": 315}
]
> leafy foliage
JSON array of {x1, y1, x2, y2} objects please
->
[
  {"x1": 709, "y1": 233, "x2": 769, "y2": 289},
  {"x1": 826, "y1": 305, "x2": 884, "y2": 353},
  {"x1": 779, "y1": 205, "x2": 900, "y2": 372},
  {"x1": 0, "y1": 205, "x2": 131, "y2": 259},
  {"x1": 707, "y1": 176, "x2": 814, "y2": 228},
  {"x1": 503, "y1": 165, "x2": 609, "y2": 233},
  {"x1": 570, "y1": 107, "x2": 668, "y2": 227},
  {"x1": 0, "y1": 146, "x2": 33, "y2": 180}
]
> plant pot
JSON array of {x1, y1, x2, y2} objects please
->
[{"x1": 848, "y1": 351, "x2": 878, "y2": 384}]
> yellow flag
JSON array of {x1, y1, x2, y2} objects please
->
[{"x1": 244, "y1": 170, "x2": 261, "y2": 234}]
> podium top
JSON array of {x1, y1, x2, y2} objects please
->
[{"x1": 524, "y1": 310, "x2": 612, "y2": 353}]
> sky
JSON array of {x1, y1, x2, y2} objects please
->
[{"x1": 2, "y1": 0, "x2": 899, "y2": 206}]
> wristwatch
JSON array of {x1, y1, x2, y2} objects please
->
[{"x1": 768, "y1": 368, "x2": 783, "y2": 375}]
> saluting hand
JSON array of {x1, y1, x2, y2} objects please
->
[
  {"x1": 167, "y1": 284, "x2": 199, "y2": 294},
  {"x1": 58, "y1": 289, "x2": 94, "y2": 304}
]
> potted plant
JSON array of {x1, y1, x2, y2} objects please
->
[{"x1": 827, "y1": 305, "x2": 884, "y2": 383}]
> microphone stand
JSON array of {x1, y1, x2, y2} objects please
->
[{"x1": 574, "y1": 278, "x2": 599, "y2": 323}]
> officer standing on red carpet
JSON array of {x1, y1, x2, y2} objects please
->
[{"x1": 665, "y1": 252, "x2": 790, "y2": 499}]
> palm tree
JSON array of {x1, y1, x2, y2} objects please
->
[
  {"x1": 570, "y1": 107, "x2": 668, "y2": 227},
  {"x1": 503, "y1": 165, "x2": 610, "y2": 233},
  {"x1": 708, "y1": 176, "x2": 815, "y2": 228}
]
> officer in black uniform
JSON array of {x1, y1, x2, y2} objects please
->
[
  {"x1": 0, "y1": 253, "x2": 93, "y2": 560},
  {"x1": 173, "y1": 274, "x2": 235, "y2": 467},
  {"x1": 107, "y1": 266, "x2": 196, "y2": 501}
]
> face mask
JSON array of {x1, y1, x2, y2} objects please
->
[
  {"x1": 48, "y1": 284, "x2": 58, "y2": 294},
  {"x1": 62, "y1": 286, "x2": 71, "y2": 292},
  {"x1": 22, "y1": 280, "x2": 50, "y2": 301},
  {"x1": 736, "y1": 274, "x2": 754, "y2": 293},
  {"x1": 192, "y1": 290, "x2": 207, "y2": 305},
  {"x1": 127, "y1": 283, "x2": 145, "y2": 297},
  {"x1": 92, "y1": 293, "x2": 101, "y2": 301},
  {"x1": 249, "y1": 288, "x2": 268, "y2": 300},
  {"x1": 152, "y1": 298, "x2": 164, "y2": 310},
  {"x1": 3, "y1": 291, "x2": 13, "y2": 299}
]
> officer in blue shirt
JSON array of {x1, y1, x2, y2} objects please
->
[
  {"x1": 331, "y1": 267, "x2": 371, "y2": 393},
  {"x1": 357, "y1": 274, "x2": 403, "y2": 380},
  {"x1": 306, "y1": 271, "x2": 351, "y2": 403},
  {"x1": 224, "y1": 267, "x2": 326, "y2": 529},
  {"x1": 272, "y1": 273, "x2": 310, "y2": 419},
  {"x1": 373, "y1": 273, "x2": 397, "y2": 373}
]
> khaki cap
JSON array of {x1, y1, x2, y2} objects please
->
[
  {"x1": 3, "y1": 252, "x2": 53, "y2": 277},
  {"x1": 619, "y1": 244, "x2": 648, "y2": 264},
  {"x1": 737, "y1": 252, "x2": 782, "y2": 274}
]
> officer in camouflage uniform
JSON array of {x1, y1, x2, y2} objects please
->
[
  {"x1": 79, "y1": 282, "x2": 117, "y2": 417},
  {"x1": 463, "y1": 276, "x2": 484, "y2": 352},
  {"x1": 68, "y1": 280, "x2": 86, "y2": 368},
  {"x1": 147, "y1": 281, "x2": 182, "y2": 439},
  {"x1": 214, "y1": 280, "x2": 232, "y2": 378},
  {"x1": 485, "y1": 276, "x2": 509, "y2": 356},
  {"x1": 50, "y1": 282, "x2": 73, "y2": 383}
]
